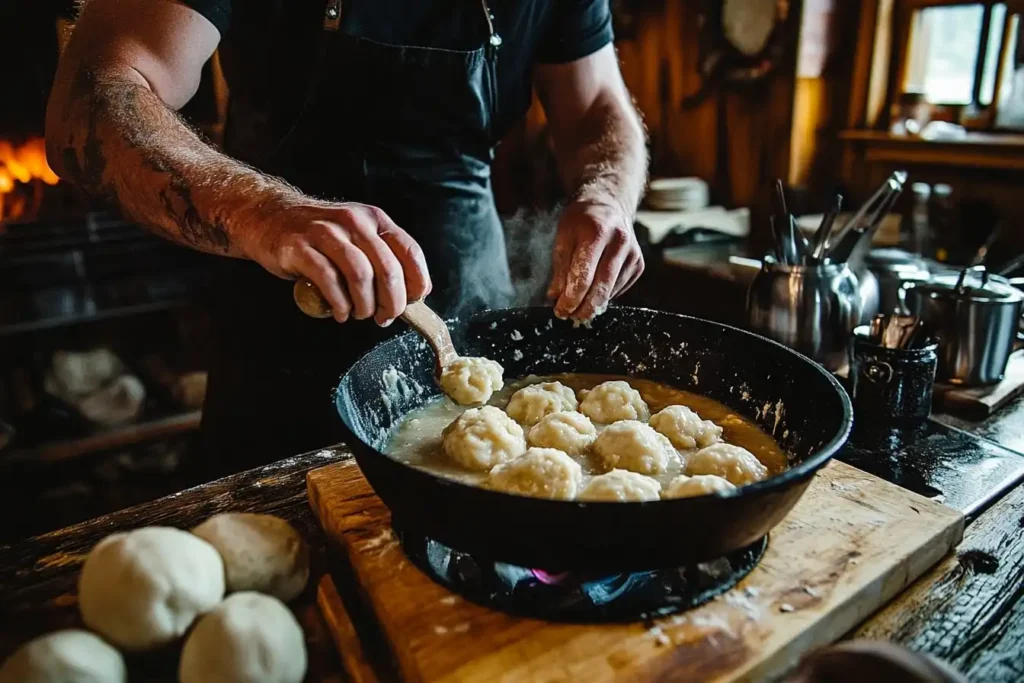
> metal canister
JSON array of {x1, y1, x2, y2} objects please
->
[
  {"x1": 903, "y1": 266, "x2": 1024, "y2": 386},
  {"x1": 849, "y1": 326, "x2": 938, "y2": 423},
  {"x1": 746, "y1": 262, "x2": 862, "y2": 372}
]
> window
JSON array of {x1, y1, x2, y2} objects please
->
[
  {"x1": 900, "y1": 1, "x2": 1024, "y2": 115},
  {"x1": 905, "y1": 4, "x2": 985, "y2": 104}
]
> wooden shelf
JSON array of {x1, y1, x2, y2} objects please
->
[
  {"x1": 840, "y1": 130, "x2": 1024, "y2": 171},
  {"x1": 2, "y1": 410, "x2": 202, "y2": 465}
]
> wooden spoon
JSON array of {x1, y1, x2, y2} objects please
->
[{"x1": 292, "y1": 278, "x2": 458, "y2": 380}]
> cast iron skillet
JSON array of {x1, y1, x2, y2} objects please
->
[{"x1": 334, "y1": 306, "x2": 853, "y2": 572}]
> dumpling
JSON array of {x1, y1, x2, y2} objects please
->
[
  {"x1": 592, "y1": 420, "x2": 680, "y2": 475},
  {"x1": 649, "y1": 405, "x2": 723, "y2": 449},
  {"x1": 506, "y1": 382, "x2": 578, "y2": 427},
  {"x1": 578, "y1": 470, "x2": 661, "y2": 502},
  {"x1": 442, "y1": 406, "x2": 526, "y2": 471},
  {"x1": 686, "y1": 443, "x2": 768, "y2": 486},
  {"x1": 662, "y1": 474, "x2": 736, "y2": 499},
  {"x1": 488, "y1": 448, "x2": 583, "y2": 500},
  {"x1": 527, "y1": 411, "x2": 597, "y2": 455},
  {"x1": 578, "y1": 380, "x2": 649, "y2": 423},
  {"x1": 440, "y1": 357, "x2": 504, "y2": 406}
]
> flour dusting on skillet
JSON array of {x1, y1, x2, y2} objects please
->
[{"x1": 381, "y1": 366, "x2": 426, "y2": 415}]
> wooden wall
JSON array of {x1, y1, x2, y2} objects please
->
[
  {"x1": 494, "y1": 0, "x2": 861, "y2": 245},
  {"x1": 789, "y1": 0, "x2": 864, "y2": 196}
]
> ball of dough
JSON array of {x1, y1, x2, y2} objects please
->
[
  {"x1": 0, "y1": 630, "x2": 126, "y2": 683},
  {"x1": 686, "y1": 443, "x2": 768, "y2": 486},
  {"x1": 488, "y1": 447, "x2": 583, "y2": 500},
  {"x1": 506, "y1": 382, "x2": 578, "y2": 426},
  {"x1": 592, "y1": 420, "x2": 681, "y2": 475},
  {"x1": 662, "y1": 474, "x2": 737, "y2": 499},
  {"x1": 192, "y1": 513, "x2": 310, "y2": 602},
  {"x1": 578, "y1": 470, "x2": 662, "y2": 502},
  {"x1": 440, "y1": 356, "x2": 504, "y2": 406},
  {"x1": 527, "y1": 410, "x2": 597, "y2": 455},
  {"x1": 579, "y1": 380, "x2": 649, "y2": 423},
  {"x1": 649, "y1": 405, "x2": 723, "y2": 449},
  {"x1": 442, "y1": 406, "x2": 526, "y2": 471},
  {"x1": 179, "y1": 592, "x2": 307, "y2": 683},
  {"x1": 78, "y1": 526, "x2": 225, "y2": 651}
]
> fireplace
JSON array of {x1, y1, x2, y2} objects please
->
[
  {"x1": 0, "y1": 2, "x2": 227, "y2": 542},
  {"x1": 0, "y1": 138, "x2": 62, "y2": 223}
]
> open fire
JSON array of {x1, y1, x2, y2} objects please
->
[{"x1": 0, "y1": 137, "x2": 60, "y2": 224}]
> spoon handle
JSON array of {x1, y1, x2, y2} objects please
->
[
  {"x1": 292, "y1": 278, "x2": 458, "y2": 374},
  {"x1": 400, "y1": 300, "x2": 459, "y2": 368}
]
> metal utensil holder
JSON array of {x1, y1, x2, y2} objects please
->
[{"x1": 746, "y1": 261, "x2": 863, "y2": 372}]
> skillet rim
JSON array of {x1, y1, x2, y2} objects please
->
[{"x1": 335, "y1": 305, "x2": 854, "y2": 509}]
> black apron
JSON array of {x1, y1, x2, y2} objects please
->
[{"x1": 201, "y1": 0, "x2": 514, "y2": 475}]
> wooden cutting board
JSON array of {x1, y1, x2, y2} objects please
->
[
  {"x1": 934, "y1": 350, "x2": 1024, "y2": 418},
  {"x1": 308, "y1": 460, "x2": 964, "y2": 683}
]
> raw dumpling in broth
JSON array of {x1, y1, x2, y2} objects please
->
[
  {"x1": 440, "y1": 357, "x2": 504, "y2": 406},
  {"x1": 506, "y1": 382, "x2": 578, "y2": 427},
  {"x1": 662, "y1": 474, "x2": 736, "y2": 499},
  {"x1": 649, "y1": 405, "x2": 723, "y2": 449},
  {"x1": 592, "y1": 421, "x2": 680, "y2": 475},
  {"x1": 488, "y1": 448, "x2": 583, "y2": 500},
  {"x1": 686, "y1": 443, "x2": 768, "y2": 486},
  {"x1": 527, "y1": 411, "x2": 597, "y2": 455},
  {"x1": 578, "y1": 469, "x2": 662, "y2": 502},
  {"x1": 442, "y1": 406, "x2": 527, "y2": 471},
  {"x1": 578, "y1": 380, "x2": 650, "y2": 423}
]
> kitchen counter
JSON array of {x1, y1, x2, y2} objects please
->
[{"x1": 1, "y1": 401, "x2": 1023, "y2": 681}]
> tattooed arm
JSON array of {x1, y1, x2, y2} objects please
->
[
  {"x1": 47, "y1": 0, "x2": 430, "y2": 325},
  {"x1": 534, "y1": 44, "x2": 648, "y2": 322}
]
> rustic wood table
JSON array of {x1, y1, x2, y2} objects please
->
[{"x1": 1, "y1": 399, "x2": 1022, "y2": 682}]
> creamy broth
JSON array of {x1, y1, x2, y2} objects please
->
[{"x1": 384, "y1": 374, "x2": 788, "y2": 493}]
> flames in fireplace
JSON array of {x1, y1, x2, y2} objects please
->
[{"x1": 0, "y1": 137, "x2": 60, "y2": 224}]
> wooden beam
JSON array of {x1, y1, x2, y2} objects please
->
[
  {"x1": 849, "y1": 1, "x2": 879, "y2": 129},
  {"x1": 872, "y1": 0, "x2": 898, "y2": 129}
]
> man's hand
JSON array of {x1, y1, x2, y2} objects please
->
[
  {"x1": 46, "y1": 0, "x2": 430, "y2": 329},
  {"x1": 240, "y1": 200, "x2": 432, "y2": 326},
  {"x1": 534, "y1": 45, "x2": 648, "y2": 322},
  {"x1": 547, "y1": 199, "x2": 644, "y2": 322}
]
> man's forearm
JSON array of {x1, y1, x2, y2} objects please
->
[
  {"x1": 49, "y1": 66, "x2": 296, "y2": 257},
  {"x1": 555, "y1": 92, "x2": 648, "y2": 218}
]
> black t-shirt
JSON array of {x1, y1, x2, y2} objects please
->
[
  {"x1": 182, "y1": 0, "x2": 612, "y2": 155},
  {"x1": 185, "y1": 0, "x2": 611, "y2": 63}
]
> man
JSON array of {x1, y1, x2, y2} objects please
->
[{"x1": 46, "y1": 0, "x2": 647, "y2": 473}]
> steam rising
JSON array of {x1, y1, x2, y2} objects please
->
[
  {"x1": 444, "y1": 205, "x2": 562, "y2": 320},
  {"x1": 501, "y1": 204, "x2": 562, "y2": 308}
]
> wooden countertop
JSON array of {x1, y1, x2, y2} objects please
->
[{"x1": 1, "y1": 401, "x2": 1023, "y2": 681}]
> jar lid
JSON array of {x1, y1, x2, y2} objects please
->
[{"x1": 908, "y1": 269, "x2": 1023, "y2": 304}]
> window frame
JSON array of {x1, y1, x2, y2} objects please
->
[{"x1": 889, "y1": 0, "x2": 1024, "y2": 128}]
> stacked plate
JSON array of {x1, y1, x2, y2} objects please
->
[{"x1": 645, "y1": 177, "x2": 710, "y2": 212}]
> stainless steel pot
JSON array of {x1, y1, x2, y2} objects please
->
[
  {"x1": 903, "y1": 266, "x2": 1024, "y2": 386},
  {"x1": 747, "y1": 262, "x2": 862, "y2": 372},
  {"x1": 864, "y1": 248, "x2": 932, "y2": 315}
]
